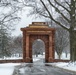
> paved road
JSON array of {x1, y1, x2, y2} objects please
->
[{"x1": 13, "y1": 59, "x2": 76, "y2": 75}]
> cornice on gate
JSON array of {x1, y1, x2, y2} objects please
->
[
  {"x1": 29, "y1": 22, "x2": 48, "y2": 28},
  {"x1": 21, "y1": 22, "x2": 55, "y2": 31}
]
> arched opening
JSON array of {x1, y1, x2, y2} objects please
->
[{"x1": 32, "y1": 39, "x2": 45, "y2": 63}]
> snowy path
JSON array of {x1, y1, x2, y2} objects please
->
[{"x1": 13, "y1": 58, "x2": 76, "y2": 75}]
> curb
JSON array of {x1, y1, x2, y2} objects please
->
[{"x1": 45, "y1": 63, "x2": 76, "y2": 74}]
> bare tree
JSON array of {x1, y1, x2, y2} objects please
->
[
  {"x1": 9, "y1": 35, "x2": 23, "y2": 57},
  {"x1": 20, "y1": 0, "x2": 76, "y2": 61},
  {"x1": 55, "y1": 27, "x2": 69, "y2": 59},
  {"x1": 0, "y1": 0, "x2": 22, "y2": 57}
]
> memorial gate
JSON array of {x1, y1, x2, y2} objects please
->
[
  {"x1": 0, "y1": 22, "x2": 70, "y2": 63},
  {"x1": 21, "y1": 22, "x2": 55, "y2": 63}
]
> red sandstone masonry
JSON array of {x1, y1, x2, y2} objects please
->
[{"x1": 0, "y1": 59, "x2": 70, "y2": 63}]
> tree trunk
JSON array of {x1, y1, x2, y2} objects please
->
[
  {"x1": 73, "y1": 32, "x2": 76, "y2": 61},
  {"x1": 58, "y1": 54, "x2": 61, "y2": 59},
  {"x1": 69, "y1": 0, "x2": 76, "y2": 61},
  {"x1": 69, "y1": 30, "x2": 76, "y2": 61},
  {"x1": 36, "y1": 54, "x2": 38, "y2": 57},
  {"x1": 65, "y1": 52, "x2": 68, "y2": 58}
]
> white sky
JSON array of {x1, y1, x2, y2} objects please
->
[{"x1": 12, "y1": 11, "x2": 45, "y2": 36}]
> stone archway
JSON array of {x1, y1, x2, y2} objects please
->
[
  {"x1": 21, "y1": 22, "x2": 55, "y2": 63},
  {"x1": 29, "y1": 35, "x2": 49, "y2": 62}
]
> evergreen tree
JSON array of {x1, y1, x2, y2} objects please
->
[{"x1": 0, "y1": 26, "x2": 11, "y2": 58}]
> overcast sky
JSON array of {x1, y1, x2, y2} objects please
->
[{"x1": 12, "y1": 11, "x2": 45, "y2": 36}]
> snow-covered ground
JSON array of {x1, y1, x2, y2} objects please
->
[
  {"x1": 0, "y1": 53, "x2": 76, "y2": 75},
  {"x1": 0, "y1": 63, "x2": 21, "y2": 75},
  {"x1": 49, "y1": 62, "x2": 76, "y2": 72},
  {"x1": 55, "y1": 52, "x2": 70, "y2": 60},
  {"x1": 0, "y1": 57, "x2": 22, "y2": 60},
  {"x1": 33, "y1": 53, "x2": 76, "y2": 73}
]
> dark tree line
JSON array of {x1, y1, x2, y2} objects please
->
[
  {"x1": 0, "y1": 34, "x2": 23, "y2": 58},
  {"x1": 10, "y1": 35, "x2": 23, "y2": 56}
]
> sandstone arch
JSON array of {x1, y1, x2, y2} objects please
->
[{"x1": 21, "y1": 22, "x2": 55, "y2": 63}]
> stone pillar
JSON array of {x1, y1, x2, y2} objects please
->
[
  {"x1": 45, "y1": 41, "x2": 49, "y2": 63},
  {"x1": 52, "y1": 31, "x2": 55, "y2": 59},
  {"x1": 25, "y1": 34, "x2": 30, "y2": 62},
  {"x1": 23, "y1": 31, "x2": 26, "y2": 61},
  {"x1": 48, "y1": 33, "x2": 53, "y2": 62}
]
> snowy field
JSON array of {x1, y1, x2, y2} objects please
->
[
  {"x1": 55, "y1": 52, "x2": 70, "y2": 60},
  {"x1": 0, "y1": 57, "x2": 23, "y2": 60},
  {"x1": 0, "y1": 53, "x2": 76, "y2": 75},
  {"x1": 0, "y1": 63, "x2": 21, "y2": 75},
  {"x1": 49, "y1": 62, "x2": 76, "y2": 72}
]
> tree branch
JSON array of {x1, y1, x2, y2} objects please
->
[
  {"x1": 40, "y1": 0, "x2": 69, "y2": 31},
  {"x1": 47, "y1": 0, "x2": 70, "y2": 23},
  {"x1": 36, "y1": 9, "x2": 50, "y2": 18},
  {"x1": 3, "y1": 17, "x2": 20, "y2": 23},
  {"x1": 54, "y1": 0, "x2": 70, "y2": 13},
  {"x1": 1, "y1": 9, "x2": 19, "y2": 22},
  {"x1": 64, "y1": 0, "x2": 70, "y2": 6}
]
